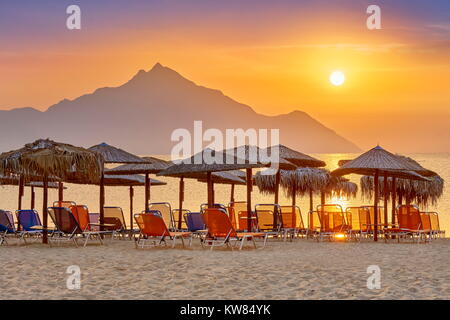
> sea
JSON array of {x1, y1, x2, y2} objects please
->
[{"x1": 1, "y1": 153, "x2": 448, "y2": 233}]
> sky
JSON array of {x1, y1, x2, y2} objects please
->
[{"x1": 1, "y1": 0, "x2": 450, "y2": 152}]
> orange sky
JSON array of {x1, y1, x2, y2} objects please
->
[{"x1": 1, "y1": 1, "x2": 449, "y2": 152}]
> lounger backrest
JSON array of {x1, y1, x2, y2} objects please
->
[
  {"x1": 184, "y1": 212, "x2": 205, "y2": 231},
  {"x1": 70, "y1": 205, "x2": 91, "y2": 231},
  {"x1": 104, "y1": 207, "x2": 126, "y2": 230},
  {"x1": 53, "y1": 201, "x2": 76, "y2": 208},
  {"x1": 134, "y1": 211, "x2": 170, "y2": 237},
  {"x1": 357, "y1": 207, "x2": 371, "y2": 232},
  {"x1": 237, "y1": 211, "x2": 257, "y2": 231},
  {"x1": 200, "y1": 203, "x2": 227, "y2": 212},
  {"x1": 308, "y1": 211, "x2": 321, "y2": 231},
  {"x1": 16, "y1": 210, "x2": 41, "y2": 231},
  {"x1": 317, "y1": 204, "x2": 346, "y2": 232},
  {"x1": 428, "y1": 212, "x2": 440, "y2": 231},
  {"x1": 48, "y1": 207, "x2": 81, "y2": 234},
  {"x1": 255, "y1": 210, "x2": 275, "y2": 231},
  {"x1": 148, "y1": 203, "x2": 174, "y2": 230},
  {"x1": 419, "y1": 212, "x2": 431, "y2": 231},
  {"x1": 227, "y1": 207, "x2": 238, "y2": 229},
  {"x1": 280, "y1": 206, "x2": 303, "y2": 229},
  {"x1": 228, "y1": 201, "x2": 247, "y2": 230},
  {"x1": 203, "y1": 208, "x2": 237, "y2": 238},
  {"x1": 173, "y1": 209, "x2": 189, "y2": 229},
  {"x1": 346, "y1": 207, "x2": 362, "y2": 231},
  {"x1": 397, "y1": 205, "x2": 421, "y2": 230},
  {"x1": 0, "y1": 210, "x2": 15, "y2": 233},
  {"x1": 365, "y1": 206, "x2": 385, "y2": 226},
  {"x1": 89, "y1": 213, "x2": 100, "y2": 231},
  {"x1": 255, "y1": 204, "x2": 282, "y2": 230}
]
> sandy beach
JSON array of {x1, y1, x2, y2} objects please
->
[{"x1": 1, "y1": 238, "x2": 449, "y2": 300}]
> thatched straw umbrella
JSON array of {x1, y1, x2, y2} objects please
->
[
  {"x1": 261, "y1": 145, "x2": 325, "y2": 206},
  {"x1": 88, "y1": 143, "x2": 147, "y2": 230},
  {"x1": 105, "y1": 156, "x2": 171, "y2": 211},
  {"x1": 360, "y1": 174, "x2": 444, "y2": 207},
  {"x1": 0, "y1": 139, "x2": 103, "y2": 243},
  {"x1": 158, "y1": 147, "x2": 273, "y2": 230},
  {"x1": 332, "y1": 146, "x2": 430, "y2": 241}
]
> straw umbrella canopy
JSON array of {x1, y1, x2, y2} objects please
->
[
  {"x1": 88, "y1": 143, "x2": 148, "y2": 230},
  {"x1": 331, "y1": 145, "x2": 430, "y2": 241},
  {"x1": 105, "y1": 156, "x2": 171, "y2": 211},
  {"x1": 261, "y1": 145, "x2": 325, "y2": 206},
  {"x1": 360, "y1": 174, "x2": 444, "y2": 207},
  {"x1": 0, "y1": 139, "x2": 103, "y2": 243}
]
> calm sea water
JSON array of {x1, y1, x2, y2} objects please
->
[{"x1": 1, "y1": 153, "x2": 448, "y2": 233}]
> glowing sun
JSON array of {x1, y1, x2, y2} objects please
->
[{"x1": 329, "y1": 70, "x2": 345, "y2": 86}]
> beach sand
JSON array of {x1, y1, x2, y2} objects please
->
[{"x1": 1, "y1": 238, "x2": 449, "y2": 300}]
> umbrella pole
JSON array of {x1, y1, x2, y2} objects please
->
[
  {"x1": 211, "y1": 181, "x2": 215, "y2": 205},
  {"x1": 383, "y1": 174, "x2": 388, "y2": 227},
  {"x1": 30, "y1": 186, "x2": 35, "y2": 210},
  {"x1": 230, "y1": 184, "x2": 235, "y2": 203},
  {"x1": 373, "y1": 170, "x2": 379, "y2": 242},
  {"x1": 178, "y1": 177, "x2": 184, "y2": 229},
  {"x1": 100, "y1": 173, "x2": 105, "y2": 232},
  {"x1": 391, "y1": 177, "x2": 397, "y2": 225},
  {"x1": 207, "y1": 172, "x2": 213, "y2": 208},
  {"x1": 42, "y1": 175, "x2": 49, "y2": 244},
  {"x1": 274, "y1": 169, "x2": 280, "y2": 205},
  {"x1": 18, "y1": 175, "x2": 24, "y2": 210},
  {"x1": 292, "y1": 183, "x2": 296, "y2": 207},
  {"x1": 246, "y1": 168, "x2": 253, "y2": 232},
  {"x1": 309, "y1": 189, "x2": 313, "y2": 213},
  {"x1": 58, "y1": 182, "x2": 64, "y2": 203},
  {"x1": 145, "y1": 173, "x2": 150, "y2": 211},
  {"x1": 129, "y1": 186, "x2": 134, "y2": 231}
]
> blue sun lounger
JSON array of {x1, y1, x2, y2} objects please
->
[{"x1": 0, "y1": 210, "x2": 16, "y2": 245}]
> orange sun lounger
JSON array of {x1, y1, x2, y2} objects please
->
[
  {"x1": 134, "y1": 211, "x2": 192, "y2": 248},
  {"x1": 202, "y1": 208, "x2": 268, "y2": 250}
]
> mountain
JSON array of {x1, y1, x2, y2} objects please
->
[{"x1": 0, "y1": 63, "x2": 360, "y2": 154}]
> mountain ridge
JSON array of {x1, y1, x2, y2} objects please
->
[{"x1": 0, "y1": 63, "x2": 360, "y2": 154}]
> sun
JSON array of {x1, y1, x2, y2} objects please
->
[{"x1": 329, "y1": 70, "x2": 345, "y2": 86}]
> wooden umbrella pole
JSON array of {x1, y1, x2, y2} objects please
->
[
  {"x1": 18, "y1": 175, "x2": 24, "y2": 210},
  {"x1": 99, "y1": 173, "x2": 105, "y2": 231},
  {"x1": 207, "y1": 172, "x2": 213, "y2": 208},
  {"x1": 292, "y1": 183, "x2": 296, "y2": 207},
  {"x1": 30, "y1": 186, "x2": 35, "y2": 210},
  {"x1": 178, "y1": 177, "x2": 184, "y2": 230},
  {"x1": 145, "y1": 173, "x2": 150, "y2": 212},
  {"x1": 211, "y1": 181, "x2": 215, "y2": 205},
  {"x1": 274, "y1": 169, "x2": 280, "y2": 205},
  {"x1": 391, "y1": 177, "x2": 397, "y2": 225},
  {"x1": 58, "y1": 182, "x2": 64, "y2": 203},
  {"x1": 373, "y1": 169, "x2": 379, "y2": 242},
  {"x1": 383, "y1": 173, "x2": 388, "y2": 227},
  {"x1": 230, "y1": 184, "x2": 235, "y2": 203},
  {"x1": 309, "y1": 189, "x2": 313, "y2": 213},
  {"x1": 42, "y1": 175, "x2": 49, "y2": 244},
  {"x1": 129, "y1": 186, "x2": 134, "y2": 231},
  {"x1": 246, "y1": 168, "x2": 253, "y2": 232}
]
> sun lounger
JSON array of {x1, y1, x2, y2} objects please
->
[
  {"x1": 346, "y1": 206, "x2": 371, "y2": 240},
  {"x1": 307, "y1": 210, "x2": 321, "y2": 240},
  {"x1": 48, "y1": 207, "x2": 105, "y2": 247},
  {"x1": 0, "y1": 210, "x2": 16, "y2": 245},
  {"x1": 280, "y1": 205, "x2": 307, "y2": 240},
  {"x1": 202, "y1": 208, "x2": 268, "y2": 250},
  {"x1": 317, "y1": 204, "x2": 352, "y2": 241},
  {"x1": 70, "y1": 205, "x2": 112, "y2": 242},
  {"x1": 427, "y1": 212, "x2": 445, "y2": 238},
  {"x1": 228, "y1": 201, "x2": 247, "y2": 230},
  {"x1": 103, "y1": 206, "x2": 134, "y2": 238},
  {"x1": 173, "y1": 209, "x2": 190, "y2": 230},
  {"x1": 148, "y1": 202, "x2": 175, "y2": 231},
  {"x1": 255, "y1": 204, "x2": 282, "y2": 238},
  {"x1": 384, "y1": 205, "x2": 429, "y2": 243},
  {"x1": 134, "y1": 211, "x2": 192, "y2": 248},
  {"x1": 53, "y1": 201, "x2": 76, "y2": 208},
  {"x1": 183, "y1": 211, "x2": 207, "y2": 237},
  {"x1": 16, "y1": 209, "x2": 56, "y2": 243}
]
